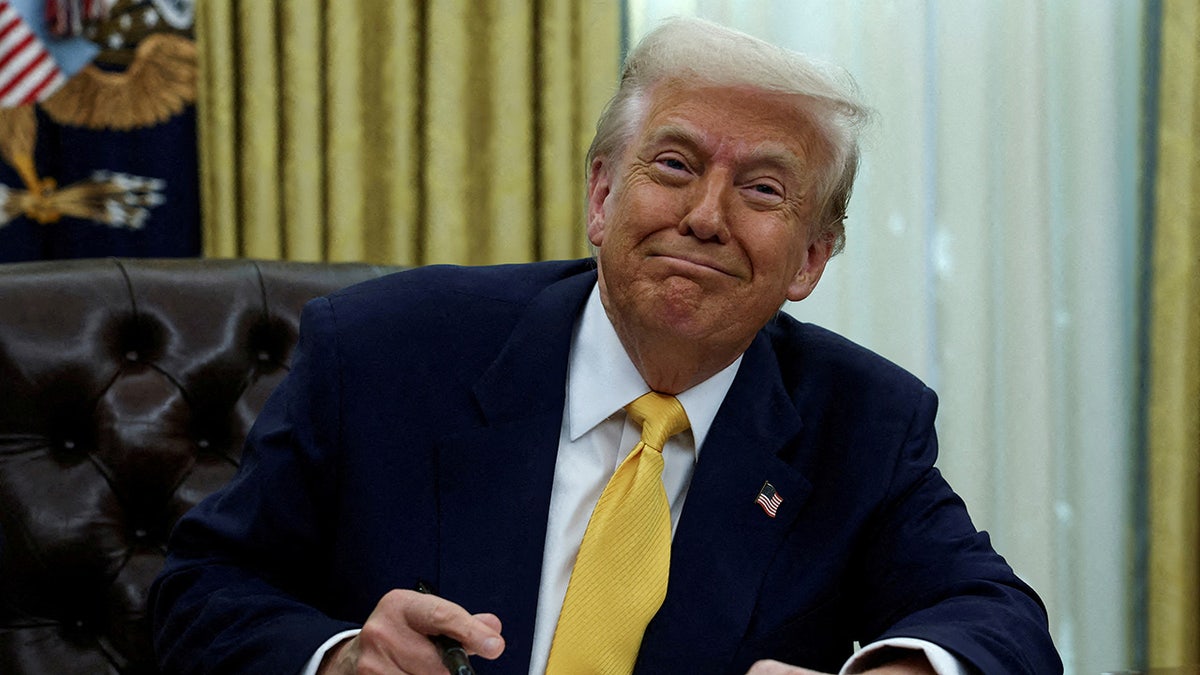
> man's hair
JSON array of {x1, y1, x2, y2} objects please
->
[{"x1": 587, "y1": 17, "x2": 871, "y2": 255}]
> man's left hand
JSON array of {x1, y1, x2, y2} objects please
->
[{"x1": 746, "y1": 652, "x2": 939, "y2": 675}]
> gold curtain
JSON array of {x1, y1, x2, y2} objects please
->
[
  {"x1": 1148, "y1": 0, "x2": 1200, "y2": 668},
  {"x1": 195, "y1": 1, "x2": 620, "y2": 265}
]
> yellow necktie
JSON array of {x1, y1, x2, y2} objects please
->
[{"x1": 546, "y1": 391, "x2": 691, "y2": 674}]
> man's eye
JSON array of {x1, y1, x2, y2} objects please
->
[
  {"x1": 659, "y1": 157, "x2": 687, "y2": 171},
  {"x1": 742, "y1": 181, "x2": 786, "y2": 205}
]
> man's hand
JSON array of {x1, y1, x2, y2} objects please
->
[
  {"x1": 746, "y1": 652, "x2": 938, "y2": 675},
  {"x1": 318, "y1": 589, "x2": 505, "y2": 674}
]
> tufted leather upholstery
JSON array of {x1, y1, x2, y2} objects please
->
[{"x1": 0, "y1": 257, "x2": 401, "y2": 674}]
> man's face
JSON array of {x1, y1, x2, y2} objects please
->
[{"x1": 588, "y1": 82, "x2": 833, "y2": 362}]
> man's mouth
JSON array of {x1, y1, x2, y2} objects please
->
[{"x1": 650, "y1": 251, "x2": 737, "y2": 278}]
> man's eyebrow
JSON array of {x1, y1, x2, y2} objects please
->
[
  {"x1": 746, "y1": 142, "x2": 807, "y2": 176},
  {"x1": 641, "y1": 123, "x2": 809, "y2": 177},
  {"x1": 641, "y1": 124, "x2": 704, "y2": 150}
]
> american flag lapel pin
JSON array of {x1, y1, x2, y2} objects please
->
[{"x1": 755, "y1": 480, "x2": 783, "y2": 518}]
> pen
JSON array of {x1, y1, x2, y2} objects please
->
[{"x1": 416, "y1": 581, "x2": 476, "y2": 675}]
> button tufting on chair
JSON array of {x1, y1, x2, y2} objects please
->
[{"x1": 0, "y1": 257, "x2": 400, "y2": 674}]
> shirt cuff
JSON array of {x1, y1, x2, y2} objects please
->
[
  {"x1": 298, "y1": 629, "x2": 361, "y2": 675},
  {"x1": 840, "y1": 637, "x2": 969, "y2": 675}
]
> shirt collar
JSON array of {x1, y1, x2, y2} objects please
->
[{"x1": 566, "y1": 284, "x2": 742, "y2": 453}]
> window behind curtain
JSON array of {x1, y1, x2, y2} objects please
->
[{"x1": 625, "y1": 2, "x2": 1145, "y2": 673}]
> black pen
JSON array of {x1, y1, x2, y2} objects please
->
[{"x1": 416, "y1": 581, "x2": 476, "y2": 675}]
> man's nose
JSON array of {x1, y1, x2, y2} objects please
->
[{"x1": 678, "y1": 174, "x2": 730, "y2": 242}]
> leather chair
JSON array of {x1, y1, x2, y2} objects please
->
[{"x1": 0, "y1": 257, "x2": 401, "y2": 674}]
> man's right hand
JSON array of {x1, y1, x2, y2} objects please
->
[{"x1": 318, "y1": 589, "x2": 505, "y2": 674}]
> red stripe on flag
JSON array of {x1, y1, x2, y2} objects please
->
[
  {"x1": 0, "y1": 14, "x2": 26, "y2": 43},
  {"x1": 0, "y1": 50, "x2": 52, "y2": 99},
  {"x1": 21, "y1": 65, "x2": 62, "y2": 104},
  {"x1": 0, "y1": 33, "x2": 36, "y2": 71}
]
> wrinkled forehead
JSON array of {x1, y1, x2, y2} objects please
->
[
  {"x1": 641, "y1": 121, "x2": 809, "y2": 180},
  {"x1": 624, "y1": 80, "x2": 833, "y2": 178}
]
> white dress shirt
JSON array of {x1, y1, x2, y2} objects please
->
[
  {"x1": 304, "y1": 283, "x2": 965, "y2": 675},
  {"x1": 525, "y1": 284, "x2": 742, "y2": 674}
]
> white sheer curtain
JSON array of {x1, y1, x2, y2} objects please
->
[{"x1": 626, "y1": 2, "x2": 1144, "y2": 674}]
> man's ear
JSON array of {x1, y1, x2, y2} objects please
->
[
  {"x1": 786, "y1": 234, "x2": 834, "y2": 302},
  {"x1": 586, "y1": 157, "x2": 613, "y2": 246}
]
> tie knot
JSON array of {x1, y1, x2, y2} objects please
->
[{"x1": 626, "y1": 392, "x2": 690, "y2": 451}]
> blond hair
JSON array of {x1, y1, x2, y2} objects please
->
[{"x1": 588, "y1": 17, "x2": 871, "y2": 255}]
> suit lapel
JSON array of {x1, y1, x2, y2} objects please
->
[
  {"x1": 429, "y1": 264, "x2": 810, "y2": 674},
  {"x1": 636, "y1": 330, "x2": 812, "y2": 675},
  {"x1": 434, "y1": 267, "x2": 596, "y2": 674}
]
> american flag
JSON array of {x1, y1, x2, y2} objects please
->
[
  {"x1": 0, "y1": 1, "x2": 65, "y2": 107},
  {"x1": 755, "y1": 481, "x2": 783, "y2": 518},
  {"x1": 46, "y1": 0, "x2": 110, "y2": 38}
]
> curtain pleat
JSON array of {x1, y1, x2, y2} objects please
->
[
  {"x1": 237, "y1": 3, "x2": 283, "y2": 258},
  {"x1": 280, "y1": 0, "x2": 326, "y2": 261},
  {"x1": 196, "y1": 0, "x2": 618, "y2": 265},
  {"x1": 1148, "y1": 0, "x2": 1200, "y2": 668},
  {"x1": 195, "y1": 1, "x2": 238, "y2": 257},
  {"x1": 540, "y1": 0, "x2": 622, "y2": 259},
  {"x1": 323, "y1": 1, "x2": 369, "y2": 262}
]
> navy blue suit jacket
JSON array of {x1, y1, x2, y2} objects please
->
[{"x1": 151, "y1": 259, "x2": 1061, "y2": 674}]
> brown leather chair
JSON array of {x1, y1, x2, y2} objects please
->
[{"x1": 0, "y1": 258, "x2": 401, "y2": 674}]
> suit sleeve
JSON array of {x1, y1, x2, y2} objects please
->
[
  {"x1": 852, "y1": 386, "x2": 1062, "y2": 674},
  {"x1": 150, "y1": 297, "x2": 358, "y2": 675}
]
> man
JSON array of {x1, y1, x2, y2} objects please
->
[{"x1": 151, "y1": 18, "x2": 1061, "y2": 675}]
